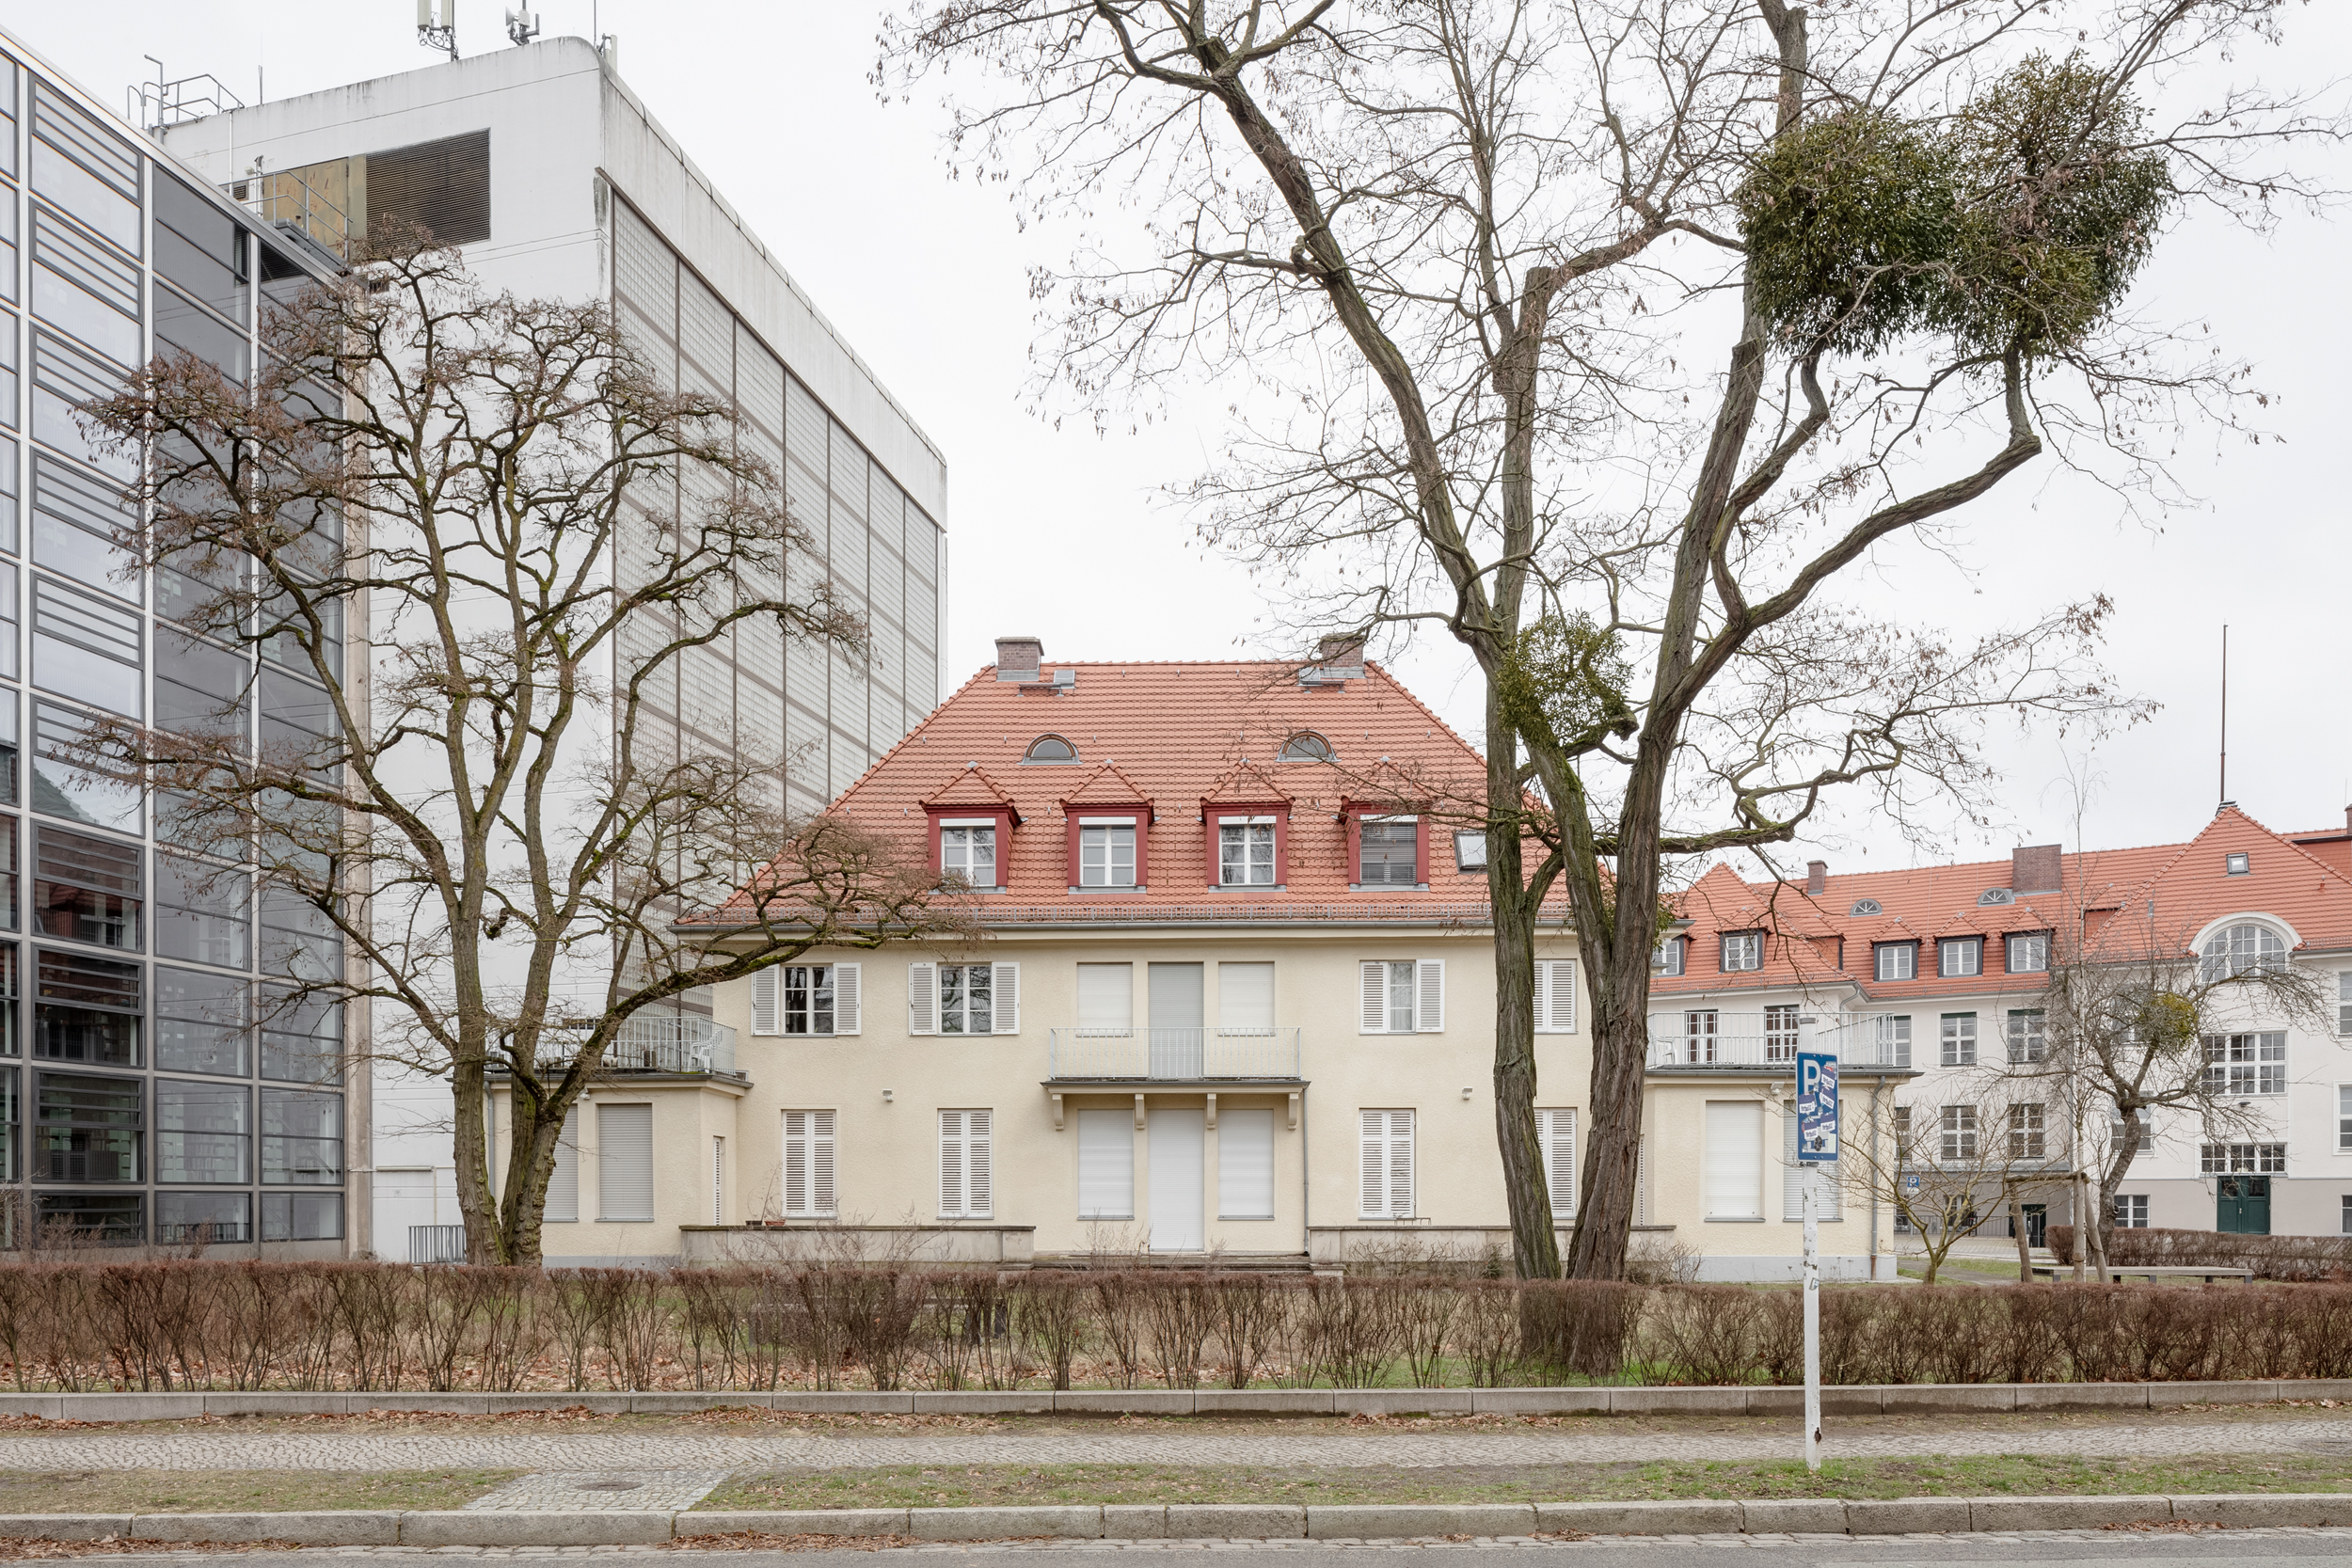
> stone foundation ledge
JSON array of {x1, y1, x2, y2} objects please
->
[
  {"x1": 1, "y1": 1378, "x2": 2344, "y2": 1422},
  {"x1": 0, "y1": 1495, "x2": 2346, "y2": 1545}
]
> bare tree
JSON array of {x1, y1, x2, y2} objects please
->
[
  {"x1": 883, "y1": 0, "x2": 2326, "y2": 1275},
  {"x1": 1840, "y1": 1072, "x2": 2064, "y2": 1285},
  {"x1": 2021, "y1": 906, "x2": 2328, "y2": 1280},
  {"x1": 82, "y1": 239, "x2": 970, "y2": 1264}
]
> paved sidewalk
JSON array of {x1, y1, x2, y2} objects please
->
[{"x1": 4, "y1": 1415, "x2": 2350, "y2": 1471}]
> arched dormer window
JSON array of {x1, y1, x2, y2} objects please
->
[
  {"x1": 1024, "y1": 734, "x2": 1079, "y2": 764},
  {"x1": 1280, "y1": 731, "x2": 1333, "y2": 761},
  {"x1": 2201, "y1": 921, "x2": 2286, "y2": 981}
]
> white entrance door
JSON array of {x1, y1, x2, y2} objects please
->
[{"x1": 1149, "y1": 1109, "x2": 1205, "y2": 1251}]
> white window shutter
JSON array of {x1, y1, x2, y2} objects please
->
[
  {"x1": 968, "y1": 1108, "x2": 993, "y2": 1218},
  {"x1": 1359, "y1": 961, "x2": 1387, "y2": 1035},
  {"x1": 1359, "y1": 1110, "x2": 1385, "y2": 1216},
  {"x1": 993, "y1": 962, "x2": 1020, "y2": 1034},
  {"x1": 596, "y1": 1103, "x2": 654, "y2": 1222},
  {"x1": 751, "y1": 969, "x2": 780, "y2": 1036},
  {"x1": 811, "y1": 1110, "x2": 836, "y2": 1216},
  {"x1": 939, "y1": 1110, "x2": 965, "y2": 1217},
  {"x1": 1389, "y1": 1111, "x2": 1414, "y2": 1214},
  {"x1": 1536, "y1": 959, "x2": 1576, "y2": 1034},
  {"x1": 1539, "y1": 1108, "x2": 1576, "y2": 1219},
  {"x1": 783, "y1": 1112, "x2": 809, "y2": 1216},
  {"x1": 834, "y1": 963, "x2": 861, "y2": 1035},
  {"x1": 907, "y1": 963, "x2": 937, "y2": 1036},
  {"x1": 1416, "y1": 959, "x2": 1445, "y2": 1033}
]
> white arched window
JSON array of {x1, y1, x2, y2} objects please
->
[{"x1": 2201, "y1": 922, "x2": 2286, "y2": 982}]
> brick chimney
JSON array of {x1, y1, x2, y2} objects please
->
[
  {"x1": 1317, "y1": 634, "x2": 1366, "y2": 670},
  {"x1": 1805, "y1": 860, "x2": 1827, "y2": 895},
  {"x1": 994, "y1": 636, "x2": 1043, "y2": 682},
  {"x1": 2011, "y1": 843, "x2": 2062, "y2": 895}
]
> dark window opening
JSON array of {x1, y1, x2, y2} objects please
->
[{"x1": 366, "y1": 130, "x2": 490, "y2": 247}]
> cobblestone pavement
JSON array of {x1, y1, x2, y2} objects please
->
[
  {"x1": 7, "y1": 1415, "x2": 2352, "y2": 1471},
  {"x1": 462, "y1": 1470, "x2": 731, "y2": 1511}
]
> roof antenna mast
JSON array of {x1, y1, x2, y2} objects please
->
[
  {"x1": 2218, "y1": 624, "x2": 2229, "y2": 811},
  {"x1": 419, "y1": 0, "x2": 458, "y2": 60}
]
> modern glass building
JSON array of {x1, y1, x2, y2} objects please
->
[
  {"x1": 0, "y1": 27, "x2": 355, "y2": 1254},
  {"x1": 161, "y1": 37, "x2": 948, "y2": 1260}
]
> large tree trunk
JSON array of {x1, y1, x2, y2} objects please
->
[
  {"x1": 1567, "y1": 1000, "x2": 1646, "y2": 1278},
  {"x1": 1486, "y1": 699, "x2": 1557, "y2": 1279},
  {"x1": 452, "y1": 1049, "x2": 499, "y2": 1263}
]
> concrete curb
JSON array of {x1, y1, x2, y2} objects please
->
[
  {"x1": 0, "y1": 1495, "x2": 2344, "y2": 1545},
  {"x1": 7, "y1": 1378, "x2": 2348, "y2": 1423}
]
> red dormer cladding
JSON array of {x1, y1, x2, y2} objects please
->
[
  {"x1": 1201, "y1": 760, "x2": 1293, "y2": 889},
  {"x1": 1060, "y1": 761, "x2": 1157, "y2": 891},
  {"x1": 920, "y1": 766, "x2": 1022, "y2": 891}
]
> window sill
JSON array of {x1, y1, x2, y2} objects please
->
[
  {"x1": 1705, "y1": 1215, "x2": 1766, "y2": 1223},
  {"x1": 1219, "y1": 1214, "x2": 1276, "y2": 1222},
  {"x1": 1210, "y1": 883, "x2": 1287, "y2": 893},
  {"x1": 1348, "y1": 883, "x2": 1430, "y2": 893},
  {"x1": 597, "y1": 1217, "x2": 656, "y2": 1224},
  {"x1": 1068, "y1": 886, "x2": 1147, "y2": 895}
]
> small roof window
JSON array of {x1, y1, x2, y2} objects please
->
[
  {"x1": 2226, "y1": 851, "x2": 2250, "y2": 876},
  {"x1": 1979, "y1": 887, "x2": 2015, "y2": 906},
  {"x1": 1024, "y1": 734, "x2": 1079, "y2": 764},
  {"x1": 1849, "y1": 898, "x2": 1883, "y2": 917},
  {"x1": 1280, "y1": 731, "x2": 1334, "y2": 761}
]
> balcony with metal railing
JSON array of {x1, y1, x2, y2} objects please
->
[
  {"x1": 1047, "y1": 1027, "x2": 1303, "y2": 1082},
  {"x1": 508, "y1": 1015, "x2": 743, "y2": 1080},
  {"x1": 1646, "y1": 1011, "x2": 1910, "y2": 1070}
]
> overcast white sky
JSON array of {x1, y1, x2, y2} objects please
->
[{"x1": 12, "y1": 0, "x2": 2350, "y2": 878}]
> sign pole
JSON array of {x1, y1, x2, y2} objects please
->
[{"x1": 1794, "y1": 1048, "x2": 1838, "y2": 1475}]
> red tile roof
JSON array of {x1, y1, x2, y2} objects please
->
[
  {"x1": 707, "y1": 658, "x2": 1559, "y2": 925},
  {"x1": 1655, "y1": 805, "x2": 2352, "y2": 998}
]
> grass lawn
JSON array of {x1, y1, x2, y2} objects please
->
[
  {"x1": 0, "y1": 1468, "x2": 517, "y2": 1514},
  {"x1": 697, "y1": 1452, "x2": 2352, "y2": 1512}
]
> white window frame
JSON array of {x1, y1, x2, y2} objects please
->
[
  {"x1": 2201, "y1": 922, "x2": 2286, "y2": 981},
  {"x1": 909, "y1": 961, "x2": 1020, "y2": 1037},
  {"x1": 2007, "y1": 932, "x2": 2050, "y2": 974},
  {"x1": 1684, "y1": 1008, "x2": 1719, "y2": 1064},
  {"x1": 1358, "y1": 1108, "x2": 1414, "y2": 1218},
  {"x1": 2005, "y1": 1008, "x2": 2045, "y2": 1065},
  {"x1": 780, "y1": 1109, "x2": 836, "y2": 1218},
  {"x1": 1077, "y1": 818, "x2": 1138, "y2": 888},
  {"x1": 939, "y1": 818, "x2": 998, "y2": 889},
  {"x1": 2203, "y1": 1031, "x2": 2285, "y2": 1096},
  {"x1": 1534, "y1": 959, "x2": 1577, "y2": 1034},
  {"x1": 2114, "y1": 1193, "x2": 2149, "y2": 1228},
  {"x1": 1874, "y1": 1014, "x2": 1912, "y2": 1069},
  {"x1": 1763, "y1": 1005, "x2": 1799, "y2": 1062},
  {"x1": 1655, "y1": 937, "x2": 1685, "y2": 977},
  {"x1": 751, "y1": 963, "x2": 860, "y2": 1037},
  {"x1": 2007, "y1": 1102, "x2": 2046, "y2": 1161},
  {"x1": 2201, "y1": 1141, "x2": 2287, "y2": 1175},
  {"x1": 2341, "y1": 972, "x2": 2352, "y2": 1037},
  {"x1": 1874, "y1": 942, "x2": 1916, "y2": 982},
  {"x1": 1359, "y1": 958, "x2": 1443, "y2": 1034},
  {"x1": 2340, "y1": 1085, "x2": 2352, "y2": 1152},
  {"x1": 1940, "y1": 1012, "x2": 1978, "y2": 1068},
  {"x1": 1939, "y1": 1104, "x2": 1978, "y2": 1163},
  {"x1": 1938, "y1": 937, "x2": 1981, "y2": 978},
  {"x1": 1358, "y1": 816, "x2": 1421, "y2": 887},
  {"x1": 1218, "y1": 817, "x2": 1278, "y2": 886},
  {"x1": 938, "y1": 1108, "x2": 993, "y2": 1218},
  {"x1": 1720, "y1": 931, "x2": 1761, "y2": 973}
]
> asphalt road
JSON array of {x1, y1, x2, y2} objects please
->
[{"x1": 56, "y1": 1532, "x2": 2352, "y2": 1565}]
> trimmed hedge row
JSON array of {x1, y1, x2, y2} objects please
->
[
  {"x1": 2048, "y1": 1225, "x2": 2352, "y2": 1281},
  {"x1": 3, "y1": 1260, "x2": 2348, "y2": 1394}
]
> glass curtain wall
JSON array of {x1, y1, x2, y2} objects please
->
[{"x1": 0, "y1": 47, "x2": 348, "y2": 1248}]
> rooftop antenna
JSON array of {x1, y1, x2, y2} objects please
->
[
  {"x1": 418, "y1": 0, "x2": 458, "y2": 60},
  {"x1": 2218, "y1": 624, "x2": 2229, "y2": 810},
  {"x1": 504, "y1": 8, "x2": 541, "y2": 45}
]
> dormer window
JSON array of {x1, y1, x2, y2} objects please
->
[
  {"x1": 2226, "y1": 852, "x2": 2250, "y2": 876},
  {"x1": 2007, "y1": 932, "x2": 2050, "y2": 974},
  {"x1": 1025, "y1": 735, "x2": 1079, "y2": 764},
  {"x1": 1656, "y1": 936, "x2": 1686, "y2": 977},
  {"x1": 1938, "y1": 937, "x2": 1982, "y2": 978},
  {"x1": 940, "y1": 820, "x2": 997, "y2": 888},
  {"x1": 1218, "y1": 817, "x2": 1276, "y2": 885},
  {"x1": 1720, "y1": 931, "x2": 1761, "y2": 973},
  {"x1": 1850, "y1": 898, "x2": 1883, "y2": 917},
  {"x1": 1359, "y1": 817, "x2": 1419, "y2": 885},
  {"x1": 1280, "y1": 732, "x2": 1333, "y2": 761},
  {"x1": 1078, "y1": 820, "x2": 1137, "y2": 887},
  {"x1": 1874, "y1": 941, "x2": 1917, "y2": 982}
]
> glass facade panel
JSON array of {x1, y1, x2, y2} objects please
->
[
  {"x1": 36, "y1": 1068, "x2": 140, "y2": 1180},
  {"x1": 31, "y1": 701, "x2": 141, "y2": 834},
  {"x1": 31, "y1": 578, "x2": 141, "y2": 715},
  {"x1": 31, "y1": 455, "x2": 139, "y2": 600},
  {"x1": 0, "y1": 1066, "x2": 15, "y2": 1180},
  {"x1": 156, "y1": 1188, "x2": 249, "y2": 1243},
  {"x1": 261, "y1": 1190, "x2": 340, "y2": 1242},
  {"x1": 155, "y1": 1077, "x2": 248, "y2": 1183},
  {"x1": 36, "y1": 1190, "x2": 140, "y2": 1244},
  {"x1": 260, "y1": 987, "x2": 338, "y2": 1084},
  {"x1": 29, "y1": 84, "x2": 140, "y2": 257},
  {"x1": 154, "y1": 173, "x2": 246, "y2": 324},
  {"x1": 155, "y1": 856, "x2": 249, "y2": 970},
  {"x1": 155, "y1": 965, "x2": 248, "y2": 1077},
  {"x1": 30, "y1": 206, "x2": 140, "y2": 366},
  {"x1": 155, "y1": 627, "x2": 250, "y2": 741},
  {"x1": 155, "y1": 286, "x2": 248, "y2": 383},
  {"x1": 31, "y1": 823, "x2": 140, "y2": 950},
  {"x1": 261, "y1": 1088, "x2": 341, "y2": 1185},
  {"x1": 34, "y1": 946, "x2": 139, "y2": 1066}
]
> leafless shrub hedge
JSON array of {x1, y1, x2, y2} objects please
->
[
  {"x1": 2049, "y1": 1225, "x2": 2352, "y2": 1280},
  {"x1": 0, "y1": 1259, "x2": 2346, "y2": 1391}
]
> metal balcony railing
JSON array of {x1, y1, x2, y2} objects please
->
[
  {"x1": 1647, "y1": 1012, "x2": 1895, "y2": 1069},
  {"x1": 528, "y1": 1015, "x2": 741, "y2": 1077},
  {"x1": 1047, "y1": 1027, "x2": 1302, "y2": 1081},
  {"x1": 409, "y1": 1224, "x2": 467, "y2": 1264}
]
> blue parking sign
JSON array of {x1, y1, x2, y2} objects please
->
[{"x1": 1796, "y1": 1051, "x2": 1839, "y2": 1164}]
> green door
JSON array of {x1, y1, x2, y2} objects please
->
[{"x1": 2217, "y1": 1176, "x2": 2272, "y2": 1234}]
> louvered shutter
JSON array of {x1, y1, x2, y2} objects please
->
[
  {"x1": 993, "y1": 962, "x2": 1020, "y2": 1034},
  {"x1": 1359, "y1": 1110, "x2": 1412, "y2": 1218},
  {"x1": 1359, "y1": 961, "x2": 1387, "y2": 1035},
  {"x1": 596, "y1": 1103, "x2": 654, "y2": 1222},
  {"x1": 1535, "y1": 960, "x2": 1577, "y2": 1034},
  {"x1": 938, "y1": 1110, "x2": 965, "y2": 1217},
  {"x1": 810, "y1": 1110, "x2": 836, "y2": 1216},
  {"x1": 1635, "y1": 1135, "x2": 1649, "y2": 1227},
  {"x1": 833, "y1": 963, "x2": 861, "y2": 1035},
  {"x1": 751, "y1": 969, "x2": 780, "y2": 1036},
  {"x1": 1416, "y1": 959, "x2": 1445, "y2": 1033},
  {"x1": 907, "y1": 963, "x2": 937, "y2": 1035},
  {"x1": 782, "y1": 1112, "x2": 809, "y2": 1215},
  {"x1": 966, "y1": 1109, "x2": 993, "y2": 1218},
  {"x1": 1538, "y1": 1108, "x2": 1576, "y2": 1219}
]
